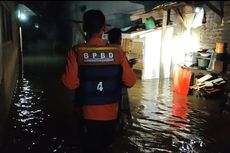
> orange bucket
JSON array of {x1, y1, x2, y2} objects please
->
[
  {"x1": 173, "y1": 65, "x2": 192, "y2": 96},
  {"x1": 215, "y1": 42, "x2": 225, "y2": 54}
]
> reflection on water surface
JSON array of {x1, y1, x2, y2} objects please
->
[{"x1": 2, "y1": 56, "x2": 230, "y2": 153}]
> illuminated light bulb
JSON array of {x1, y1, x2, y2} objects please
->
[{"x1": 194, "y1": 7, "x2": 200, "y2": 13}]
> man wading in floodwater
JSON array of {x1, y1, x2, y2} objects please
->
[
  {"x1": 62, "y1": 10, "x2": 136, "y2": 153},
  {"x1": 108, "y1": 27, "x2": 137, "y2": 132}
]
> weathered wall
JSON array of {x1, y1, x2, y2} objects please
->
[
  {"x1": 199, "y1": 1, "x2": 230, "y2": 53},
  {"x1": 67, "y1": 1, "x2": 86, "y2": 46},
  {"x1": 223, "y1": 1, "x2": 230, "y2": 53},
  {"x1": 166, "y1": 1, "x2": 230, "y2": 68},
  {"x1": 169, "y1": 1, "x2": 230, "y2": 52},
  {"x1": 0, "y1": 1, "x2": 19, "y2": 148}
]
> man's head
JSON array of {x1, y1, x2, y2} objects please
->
[
  {"x1": 83, "y1": 9, "x2": 105, "y2": 37},
  {"x1": 108, "y1": 28, "x2": 122, "y2": 45}
]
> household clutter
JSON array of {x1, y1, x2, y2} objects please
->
[
  {"x1": 174, "y1": 42, "x2": 229, "y2": 98},
  {"x1": 184, "y1": 42, "x2": 225, "y2": 73}
]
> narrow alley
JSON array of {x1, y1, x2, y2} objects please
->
[
  {"x1": 1, "y1": 1, "x2": 230, "y2": 153},
  {"x1": 1, "y1": 55, "x2": 230, "y2": 153}
]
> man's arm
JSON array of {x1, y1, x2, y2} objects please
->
[
  {"x1": 121, "y1": 52, "x2": 137, "y2": 88},
  {"x1": 61, "y1": 50, "x2": 80, "y2": 90}
]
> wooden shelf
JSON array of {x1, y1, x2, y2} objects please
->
[
  {"x1": 195, "y1": 55, "x2": 211, "y2": 60},
  {"x1": 181, "y1": 65, "x2": 219, "y2": 75}
]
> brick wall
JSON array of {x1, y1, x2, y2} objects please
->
[
  {"x1": 223, "y1": 1, "x2": 230, "y2": 53},
  {"x1": 200, "y1": 1, "x2": 230, "y2": 53}
]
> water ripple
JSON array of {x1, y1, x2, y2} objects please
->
[
  {"x1": 125, "y1": 79, "x2": 208, "y2": 153},
  {"x1": 5, "y1": 74, "x2": 230, "y2": 153}
]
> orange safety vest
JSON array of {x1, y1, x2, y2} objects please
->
[{"x1": 74, "y1": 44, "x2": 123, "y2": 121}]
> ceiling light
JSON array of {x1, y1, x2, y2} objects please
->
[{"x1": 194, "y1": 7, "x2": 201, "y2": 13}]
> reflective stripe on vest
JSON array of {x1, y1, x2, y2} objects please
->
[{"x1": 76, "y1": 46, "x2": 122, "y2": 105}]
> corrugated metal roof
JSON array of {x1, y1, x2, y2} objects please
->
[
  {"x1": 132, "y1": 1, "x2": 187, "y2": 16},
  {"x1": 153, "y1": 1, "x2": 182, "y2": 10}
]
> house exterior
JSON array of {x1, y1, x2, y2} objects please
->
[
  {"x1": 123, "y1": 1, "x2": 230, "y2": 79},
  {"x1": 0, "y1": 1, "x2": 20, "y2": 147}
]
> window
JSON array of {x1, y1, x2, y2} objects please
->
[{"x1": 1, "y1": 4, "x2": 12, "y2": 42}]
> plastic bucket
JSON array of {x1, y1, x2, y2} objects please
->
[
  {"x1": 198, "y1": 58, "x2": 210, "y2": 69},
  {"x1": 145, "y1": 17, "x2": 155, "y2": 30}
]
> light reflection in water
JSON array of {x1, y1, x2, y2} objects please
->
[
  {"x1": 4, "y1": 76, "x2": 78, "y2": 153},
  {"x1": 3, "y1": 71, "x2": 229, "y2": 153},
  {"x1": 12, "y1": 78, "x2": 46, "y2": 134},
  {"x1": 125, "y1": 79, "x2": 205, "y2": 153},
  {"x1": 167, "y1": 92, "x2": 189, "y2": 128}
]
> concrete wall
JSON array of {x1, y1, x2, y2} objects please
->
[
  {"x1": 0, "y1": 1, "x2": 20, "y2": 148},
  {"x1": 199, "y1": 1, "x2": 228, "y2": 51}
]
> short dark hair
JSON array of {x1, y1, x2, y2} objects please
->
[
  {"x1": 108, "y1": 28, "x2": 122, "y2": 45},
  {"x1": 83, "y1": 9, "x2": 105, "y2": 35}
]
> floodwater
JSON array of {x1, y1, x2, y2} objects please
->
[{"x1": 2, "y1": 55, "x2": 230, "y2": 153}]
